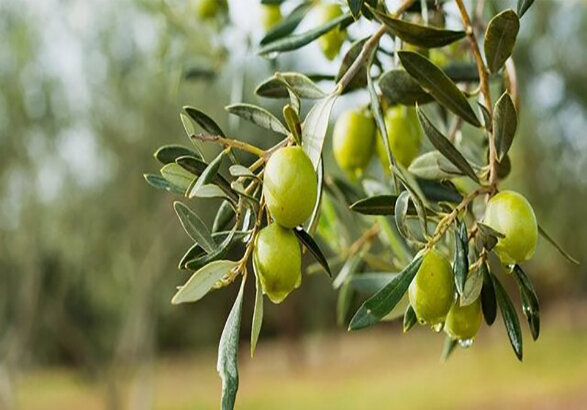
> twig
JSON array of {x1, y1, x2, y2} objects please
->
[{"x1": 191, "y1": 133, "x2": 265, "y2": 157}]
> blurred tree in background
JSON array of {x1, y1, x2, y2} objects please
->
[{"x1": 0, "y1": 0, "x2": 585, "y2": 407}]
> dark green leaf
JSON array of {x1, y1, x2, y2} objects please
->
[
  {"x1": 348, "y1": 256, "x2": 423, "y2": 330},
  {"x1": 443, "y1": 63, "x2": 480, "y2": 82},
  {"x1": 372, "y1": 8, "x2": 465, "y2": 48},
  {"x1": 294, "y1": 227, "x2": 332, "y2": 277},
  {"x1": 303, "y1": 94, "x2": 337, "y2": 169},
  {"x1": 183, "y1": 106, "x2": 225, "y2": 137},
  {"x1": 144, "y1": 173, "x2": 184, "y2": 195},
  {"x1": 491, "y1": 273, "x2": 523, "y2": 361},
  {"x1": 178, "y1": 230, "x2": 245, "y2": 270},
  {"x1": 172, "y1": 260, "x2": 238, "y2": 304},
  {"x1": 441, "y1": 336, "x2": 458, "y2": 362},
  {"x1": 538, "y1": 224, "x2": 579, "y2": 264},
  {"x1": 478, "y1": 103, "x2": 492, "y2": 132},
  {"x1": 217, "y1": 278, "x2": 244, "y2": 410},
  {"x1": 213, "y1": 201, "x2": 235, "y2": 233},
  {"x1": 416, "y1": 179, "x2": 463, "y2": 203},
  {"x1": 512, "y1": 265, "x2": 540, "y2": 340},
  {"x1": 173, "y1": 201, "x2": 217, "y2": 254},
  {"x1": 258, "y1": 12, "x2": 353, "y2": 56},
  {"x1": 225, "y1": 103, "x2": 289, "y2": 135},
  {"x1": 348, "y1": 273, "x2": 398, "y2": 294},
  {"x1": 350, "y1": 194, "x2": 416, "y2": 216},
  {"x1": 493, "y1": 92, "x2": 517, "y2": 161},
  {"x1": 477, "y1": 222, "x2": 504, "y2": 251},
  {"x1": 183, "y1": 229, "x2": 243, "y2": 271},
  {"x1": 484, "y1": 9, "x2": 520, "y2": 74},
  {"x1": 403, "y1": 304, "x2": 417, "y2": 332},
  {"x1": 453, "y1": 220, "x2": 469, "y2": 295},
  {"x1": 335, "y1": 38, "x2": 368, "y2": 93},
  {"x1": 260, "y1": 1, "x2": 313, "y2": 45},
  {"x1": 255, "y1": 72, "x2": 326, "y2": 99},
  {"x1": 480, "y1": 263, "x2": 497, "y2": 325},
  {"x1": 347, "y1": 0, "x2": 363, "y2": 18},
  {"x1": 408, "y1": 151, "x2": 463, "y2": 180},
  {"x1": 517, "y1": 0, "x2": 535, "y2": 18},
  {"x1": 188, "y1": 150, "x2": 225, "y2": 199},
  {"x1": 399, "y1": 51, "x2": 481, "y2": 127},
  {"x1": 416, "y1": 106, "x2": 479, "y2": 182},
  {"x1": 379, "y1": 69, "x2": 433, "y2": 106},
  {"x1": 176, "y1": 156, "x2": 237, "y2": 203},
  {"x1": 154, "y1": 144, "x2": 202, "y2": 164}
]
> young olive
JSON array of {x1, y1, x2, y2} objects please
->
[
  {"x1": 263, "y1": 146, "x2": 317, "y2": 228},
  {"x1": 253, "y1": 223, "x2": 302, "y2": 304},
  {"x1": 408, "y1": 249, "x2": 455, "y2": 326},
  {"x1": 316, "y1": 3, "x2": 347, "y2": 60},
  {"x1": 444, "y1": 297, "x2": 483, "y2": 341},
  {"x1": 195, "y1": 0, "x2": 228, "y2": 20},
  {"x1": 332, "y1": 109, "x2": 376, "y2": 179},
  {"x1": 261, "y1": 4, "x2": 282, "y2": 31},
  {"x1": 376, "y1": 106, "x2": 422, "y2": 170},
  {"x1": 484, "y1": 190, "x2": 538, "y2": 265}
]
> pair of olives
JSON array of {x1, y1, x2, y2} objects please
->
[
  {"x1": 333, "y1": 106, "x2": 422, "y2": 178},
  {"x1": 409, "y1": 191, "x2": 538, "y2": 341},
  {"x1": 254, "y1": 147, "x2": 318, "y2": 303}
]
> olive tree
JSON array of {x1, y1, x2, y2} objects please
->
[{"x1": 144, "y1": 0, "x2": 578, "y2": 408}]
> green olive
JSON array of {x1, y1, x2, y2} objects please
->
[
  {"x1": 376, "y1": 106, "x2": 422, "y2": 170},
  {"x1": 263, "y1": 146, "x2": 317, "y2": 228},
  {"x1": 261, "y1": 4, "x2": 282, "y2": 31},
  {"x1": 408, "y1": 249, "x2": 455, "y2": 326},
  {"x1": 444, "y1": 297, "x2": 482, "y2": 340},
  {"x1": 316, "y1": 4, "x2": 347, "y2": 60},
  {"x1": 484, "y1": 190, "x2": 538, "y2": 265},
  {"x1": 195, "y1": 0, "x2": 227, "y2": 20},
  {"x1": 253, "y1": 223, "x2": 301, "y2": 304},
  {"x1": 333, "y1": 109, "x2": 376, "y2": 179}
]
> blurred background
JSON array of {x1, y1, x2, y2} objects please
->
[{"x1": 1, "y1": 0, "x2": 586, "y2": 409}]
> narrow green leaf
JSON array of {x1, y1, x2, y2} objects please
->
[
  {"x1": 226, "y1": 103, "x2": 289, "y2": 135},
  {"x1": 183, "y1": 229, "x2": 241, "y2": 271},
  {"x1": 260, "y1": 1, "x2": 313, "y2": 45},
  {"x1": 416, "y1": 179, "x2": 463, "y2": 203},
  {"x1": 258, "y1": 12, "x2": 353, "y2": 56},
  {"x1": 491, "y1": 273, "x2": 523, "y2": 361},
  {"x1": 484, "y1": 9, "x2": 520, "y2": 74},
  {"x1": 183, "y1": 106, "x2": 226, "y2": 137},
  {"x1": 250, "y1": 267, "x2": 264, "y2": 357},
  {"x1": 372, "y1": 8, "x2": 466, "y2": 48},
  {"x1": 403, "y1": 304, "x2": 417, "y2": 332},
  {"x1": 228, "y1": 165, "x2": 256, "y2": 179},
  {"x1": 213, "y1": 201, "x2": 236, "y2": 233},
  {"x1": 416, "y1": 106, "x2": 479, "y2": 182},
  {"x1": 477, "y1": 222, "x2": 504, "y2": 251},
  {"x1": 347, "y1": 0, "x2": 363, "y2": 18},
  {"x1": 394, "y1": 191, "x2": 411, "y2": 239},
  {"x1": 189, "y1": 151, "x2": 225, "y2": 199},
  {"x1": 335, "y1": 38, "x2": 368, "y2": 93},
  {"x1": 399, "y1": 51, "x2": 481, "y2": 127},
  {"x1": 408, "y1": 151, "x2": 463, "y2": 180},
  {"x1": 294, "y1": 227, "x2": 332, "y2": 277},
  {"x1": 493, "y1": 92, "x2": 518, "y2": 161},
  {"x1": 144, "y1": 173, "x2": 184, "y2": 195},
  {"x1": 379, "y1": 69, "x2": 433, "y2": 106},
  {"x1": 178, "y1": 230, "x2": 244, "y2": 270},
  {"x1": 478, "y1": 103, "x2": 492, "y2": 132},
  {"x1": 302, "y1": 93, "x2": 337, "y2": 170},
  {"x1": 348, "y1": 273, "x2": 398, "y2": 294},
  {"x1": 453, "y1": 220, "x2": 469, "y2": 295},
  {"x1": 154, "y1": 144, "x2": 202, "y2": 164},
  {"x1": 172, "y1": 260, "x2": 238, "y2": 304},
  {"x1": 538, "y1": 224, "x2": 579, "y2": 264},
  {"x1": 305, "y1": 157, "x2": 324, "y2": 235},
  {"x1": 217, "y1": 278, "x2": 245, "y2": 410},
  {"x1": 283, "y1": 104, "x2": 302, "y2": 144},
  {"x1": 517, "y1": 0, "x2": 535, "y2": 18},
  {"x1": 160, "y1": 163, "x2": 195, "y2": 194},
  {"x1": 440, "y1": 336, "x2": 458, "y2": 362},
  {"x1": 348, "y1": 256, "x2": 423, "y2": 330},
  {"x1": 337, "y1": 279, "x2": 355, "y2": 327},
  {"x1": 255, "y1": 72, "x2": 326, "y2": 99},
  {"x1": 461, "y1": 264, "x2": 483, "y2": 307},
  {"x1": 350, "y1": 195, "x2": 416, "y2": 216},
  {"x1": 176, "y1": 155, "x2": 238, "y2": 203},
  {"x1": 512, "y1": 265, "x2": 540, "y2": 340},
  {"x1": 333, "y1": 254, "x2": 362, "y2": 289},
  {"x1": 173, "y1": 201, "x2": 217, "y2": 254},
  {"x1": 480, "y1": 263, "x2": 497, "y2": 325}
]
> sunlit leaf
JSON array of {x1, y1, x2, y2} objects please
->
[
  {"x1": 226, "y1": 103, "x2": 289, "y2": 135},
  {"x1": 172, "y1": 260, "x2": 238, "y2": 304},
  {"x1": 160, "y1": 163, "x2": 195, "y2": 194},
  {"x1": 250, "y1": 264, "x2": 264, "y2": 357},
  {"x1": 188, "y1": 150, "x2": 225, "y2": 199},
  {"x1": 255, "y1": 72, "x2": 326, "y2": 99},
  {"x1": 408, "y1": 151, "x2": 463, "y2": 180},
  {"x1": 394, "y1": 190, "x2": 411, "y2": 238},
  {"x1": 144, "y1": 173, "x2": 185, "y2": 195},
  {"x1": 302, "y1": 93, "x2": 337, "y2": 169}
]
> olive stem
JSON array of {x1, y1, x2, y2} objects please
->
[
  {"x1": 191, "y1": 133, "x2": 266, "y2": 157},
  {"x1": 454, "y1": 0, "x2": 498, "y2": 190}
]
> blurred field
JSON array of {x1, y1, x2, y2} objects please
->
[{"x1": 17, "y1": 303, "x2": 587, "y2": 410}]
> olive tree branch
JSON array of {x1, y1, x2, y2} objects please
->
[{"x1": 191, "y1": 133, "x2": 266, "y2": 157}]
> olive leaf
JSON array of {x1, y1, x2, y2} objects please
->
[
  {"x1": 394, "y1": 190, "x2": 411, "y2": 239},
  {"x1": 349, "y1": 195, "x2": 416, "y2": 216},
  {"x1": 371, "y1": 8, "x2": 466, "y2": 48},
  {"x1": 348, "y1": 273, "x2": 399, "y2": 293},
  {"x1": 178, "y1": 230, "x2": 246, "y2": 270},
  {"x1": 478, "y1": 103, "x2": 492, "y2": 132},
  {"x1": 379, "y1": 69, "x2": 433, "y2": 106},
  {"x1": 217, "y1": 277, "x2": 245, "y2": 410},
  {"x1": 213, "y1": 201, "x2": 236, "y2": 233},
  {"x1": 283, "y1": 104, "x2": 302, "y2": 144},
  {"x1": 348, "y1": 255, "x2": 423, "y2": 330},
  {"x1": 155, "y1": 144, "x2": 202, "y2": 164},
  {"x1": 294, "y1": 227, "x2": 332, "y2": 277},
  {"x1": 416, "y1": 179, "x2": 463, "y2": 203},
  {"x1": 399, "y1": 51, "x2": 481, "y2": 127},
  {"x1": 337, "y1": 279, "x2": 355, "y2": 327},
  {"x1": 491, "y1": 273, "x2": 523, "y2": 361},
  {"x1": 250, "y1": 263, "x2": 264, "y2": 357},
  {"x1": 333, "y1": 254, "x2": 362, "y2": 289},
  {"x1": 225, "y1": 103, "x2": 289, "y2": 135},
  {"x1": 453, "y1": 220, "x2": 469, "y2": 296},
  {"x1": 477, "y1": 222, "x2": 504, "y2": 251},
  {"x1": 302, "y1": 93, "x2": 337, "y2": 170},
  {"x1": 461, "y1": 263, "x2": 484, "y2": 307},
  {"x1": 481, "y1": 263, "x2": 497, "y2": 325},
  {"x1": 335, "y1": 38, "x2": 368, "y2": 93},
  {"x1": 176, "y1": 155, "x2": 238, "y2": 203},
  {"x1": 493, "y1": 92, "x2": 517, "y2": 162},
  {"x1": 255, "y1": 72, "x2": 326, "y2": 99},
  {"x1": 408, "y1": 151, "x2": 463, "y2": 180},
  {"x1": 160, "y1": 163, "x2": 196, "y2": 194},
  {"x1": 512, "y1": 265, "x2": 540, "y2": 341},
  {"x1": 144, "y1": 173, "x2": 185, "y2": 195},
  {"x1": 403, "y1": 304, "x2": 417, "y2": 333},
  {"x1": 484, "y1": 9, "x2": 520, "y2": 74},
  {"x1": 258, "y1": 12, "x2": 353, "y2": 56},
  {"x1": 347, "y1": 0, "x2": 363, "y2": 18},
  {"x1": 538, "y1": 224, "x2": 579, "y2": 264},
  {"x1": 188, "y1": 150, "x2": 225, "y2": 199},
  {"x1": 173, "y1": 201, "x2": 217, "y2": 254},
  {"x1": 517, "y1": 0, "x2": 535, "y2": 18},
  {"x1": 416, "y1": 106, "x2": 480, "y2": 183},
  {"x1": 260, "y1": 1, "x2": 313, "y2": 45},
  {"x1": 183, "y1": 106, "x2": 226, "y2": 137},
  {"x1": 305, "y1": 157, "x2": 324, "y2": 235},
  {"x1": 228, "y1": 165, "x2": 257, "y2": 179},
  {"x1": 172, "y1": 260, "x2": 238, "y2": 304},
  {"x1": 440, "y1": 336, "x2": 458, "y2": 362}
]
